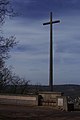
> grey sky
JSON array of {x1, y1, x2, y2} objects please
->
[{"x1": 3, "y1": 0, "x2": 80, "y2": 85}]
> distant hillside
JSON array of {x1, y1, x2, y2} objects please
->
[
  {"x1": 1, "y1": 84, "x2": 80, "y2": 98},
  {"x1": 28, "y1": 84, "x2": 80, "y2": 98},
  {"x1": 53, "y1": 84, "x2": 80, "y2": 97}
]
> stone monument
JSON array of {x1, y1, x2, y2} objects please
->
[{"x1": 40, "y1": 12, "x2": 68, "y2": 110}]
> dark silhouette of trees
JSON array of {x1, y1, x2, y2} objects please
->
[
  {"x1": 10, "y1": 76, "x2": 30, "y2": 94},
  {"x1": 0, "y1": 0, "x2": 17, "y2": 92},
  {"x1": 0, "y1": 0, "x2": 30, "y2": 94},
  {"x1": 0, "y1": 0, "x2": 15, "y2": 25}
]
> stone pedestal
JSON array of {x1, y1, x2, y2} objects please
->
[
  {"x1": 39, "y1": 92, "x2": 68, "y2": 111},
  {"x1": 39, "y1": 92, "x2": 63, "y2": 106}
]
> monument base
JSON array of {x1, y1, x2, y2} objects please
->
[{"x1": 39, "y1": 92, "x2": 68, "y2": 111}]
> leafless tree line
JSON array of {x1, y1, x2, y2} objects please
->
[{"x1": 0, "y1": 0, "x2": 30, "y2": 94}]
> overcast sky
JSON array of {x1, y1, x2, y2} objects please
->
[{"x1": 3, "y1": 0, "x2": 80, "y2": 85}]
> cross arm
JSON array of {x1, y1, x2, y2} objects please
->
[{"x1": 43, "y1": 20, "x2": 60, "y2": 25}]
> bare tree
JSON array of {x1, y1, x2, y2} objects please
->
[
  {"x1": 0, "y1": 36, "x2": 16, "y2": 61},
  {"x1": 0, "y1": 0, "x2": 16, "y2": 68},
  {"x1": 0, "y1": 0, "x2": 17, "y2": 91},
  {"x1": 0, "y1": 0, "x2": 30, "y2": 93},
  {"x1": 0, "y1": 67, "x2": 12, "y2": 92},
  {"x1": 0, "y1": 0, "x2": 15, "y2": 25},
  {"x1": 10, "y1": 75, "x2": 30, "y2": 94},
  {"x1": 0, "y1": 36, "x2": 16, "y2": 91}
]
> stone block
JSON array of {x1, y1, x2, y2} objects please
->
[
  {"x1": 0, "y1": 95, "x2": 38, "y2": 106},
  {"x1": 57, "y1": 96, "x2": 68, "y2": 111}
]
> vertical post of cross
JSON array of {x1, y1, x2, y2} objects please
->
[
  {"x1": 43, "y1": 12, "x2": 60, "y2": 91},
  {"x1": 49, "y1": 12, "x2": 53, "y2": 91}
]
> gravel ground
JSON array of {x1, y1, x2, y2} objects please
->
[{"x1": 0, "y1": 105, "x2": 80, "y2": 120}]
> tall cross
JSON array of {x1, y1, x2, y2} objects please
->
[{"x1": 43, "y1": 12, "x2": 60, "y2": 91}]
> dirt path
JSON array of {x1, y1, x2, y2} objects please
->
[{"x1": 0, "y1": 105, "x2": 80, "y2": 120}]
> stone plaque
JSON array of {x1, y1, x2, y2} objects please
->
[{"x1": 58, "y1": 98, "x2": 63, "y2": 106}]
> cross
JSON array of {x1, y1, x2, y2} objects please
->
[{"x1": 43, "y1": 12, "x2": 60, "y2": 91}]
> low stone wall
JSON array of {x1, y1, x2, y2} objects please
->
[
  {"x1": 39, "y1": 92, "x2": 63, "y2": 107},
  {"x1": 0, "y1": 93, "x2": 69, "y2": 111},
  {"x1": 0, "y1": 95, "x2": 38, "y2": 106}
]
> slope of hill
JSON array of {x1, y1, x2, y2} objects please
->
[
  {"x1": 28, "y1": 84, "x2": 80, "y2": 98},
  {"x1": 1, "y1": 84, "x2": 80, "y2": 98}
]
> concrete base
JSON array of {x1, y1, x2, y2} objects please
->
[
  {"x1": 39, "y1": 92, "x2": 68, "y2": 111},
  {"x1": 0, "y1": 95, "x2": 38, "y2": 106},
  {"x1": 0, "y1": 93, "x2": 69, "y2": 111},
  {"x1": 39, "y1": 92, "x2": 63, "y2": 106}
]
